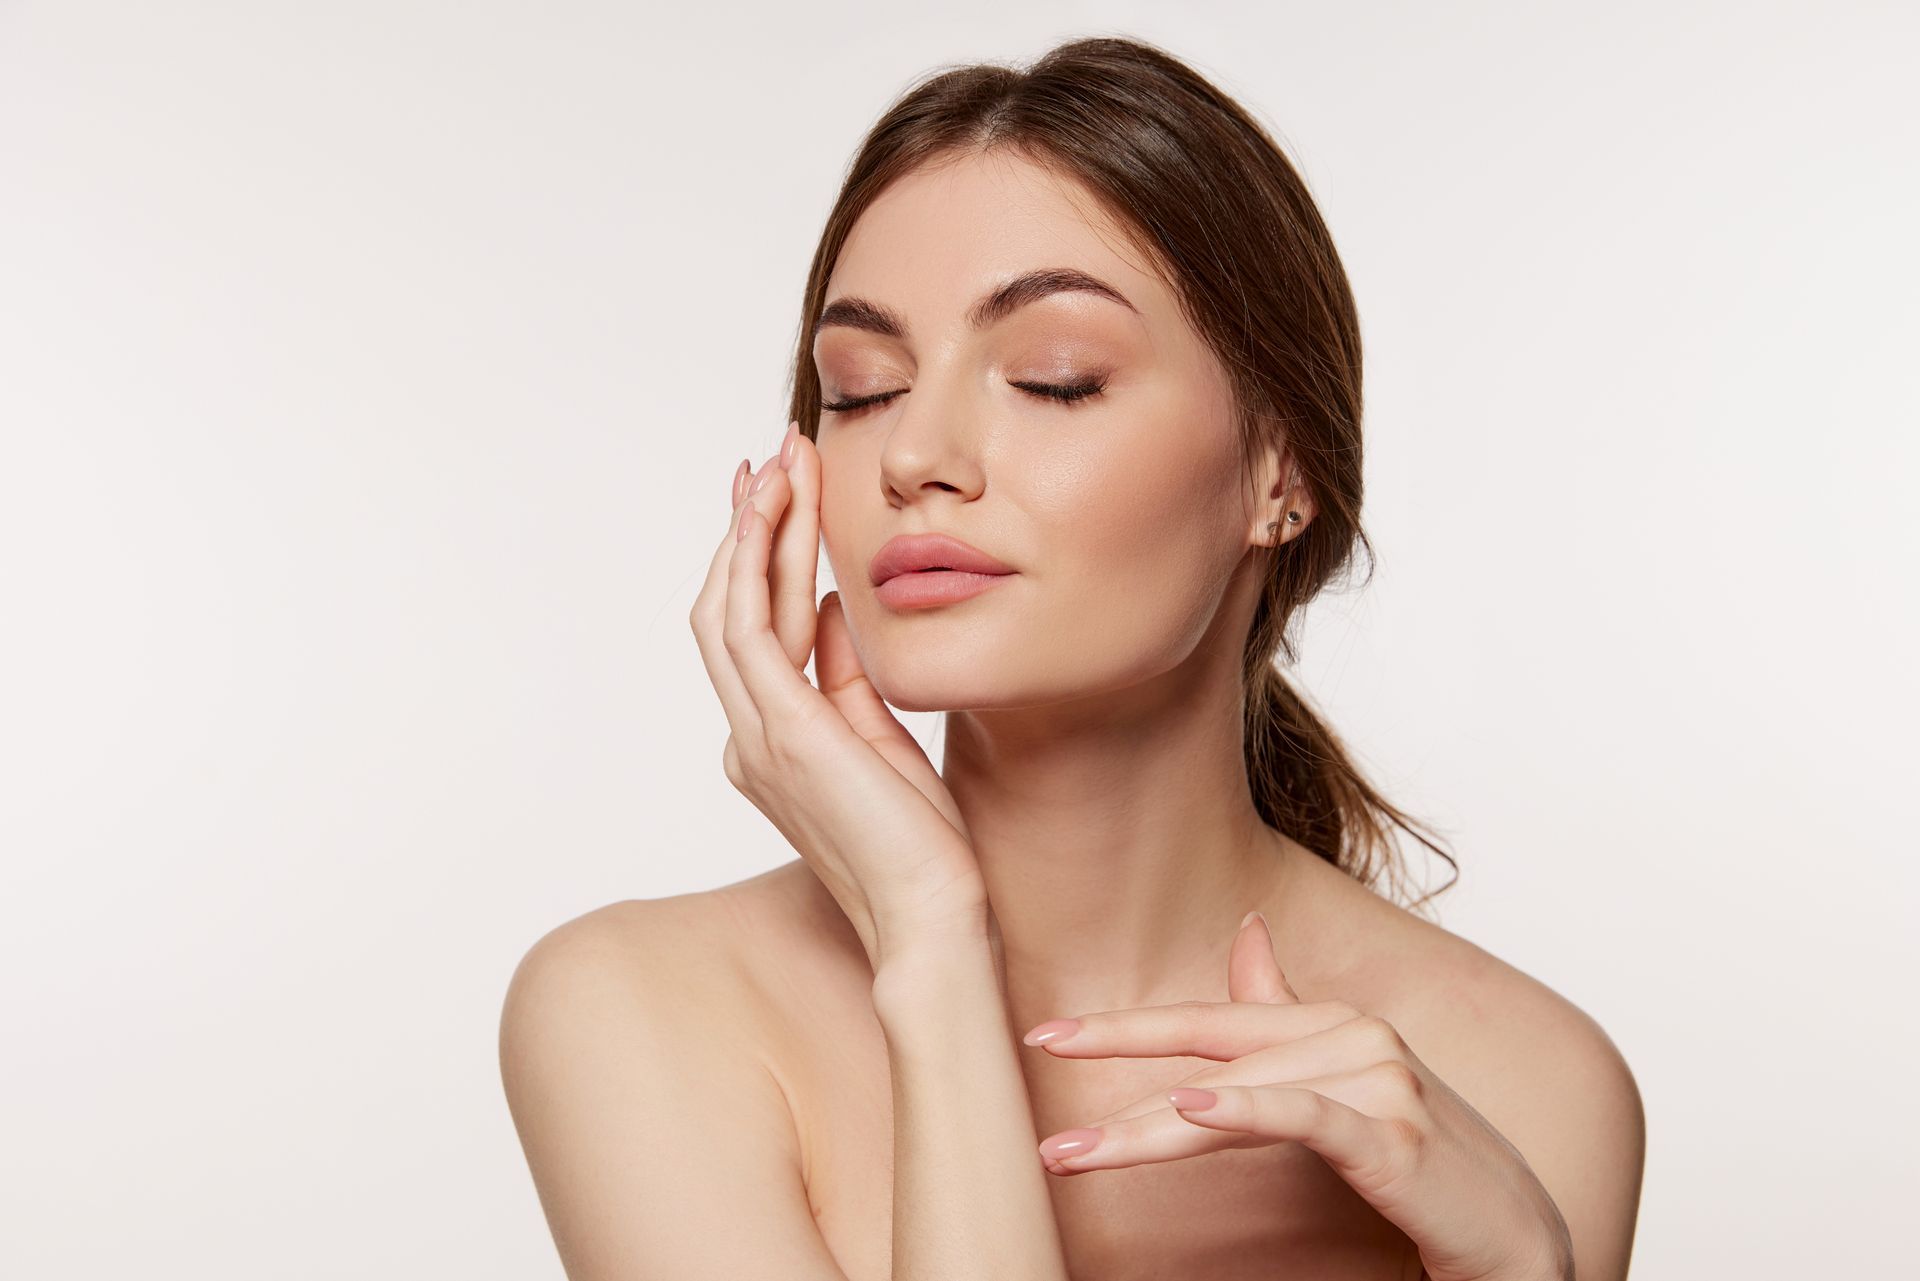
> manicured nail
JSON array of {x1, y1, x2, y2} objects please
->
[
  {"x1": 737, "y1": 502, "x2": 755, "y2": 542},
  {"x1": 732, "y1": 458, "x2": 750, "y2": 505},
  {"x1": 1023, "y1": 1018, "x2": 1081, "y2": 1046},
  {"x1": 1167, "y1": 1087, "x2": 1218, "y2": 1111},
  {"x1": 1240, "y1": 909, "x2": 1267, "y2": 931},
  {"x1": 1039, "y1": 1128, "x2": 1103, "y2": 1161},
  {"x1": 779, "y1": 422, "x2": 798, "y2": 470}
]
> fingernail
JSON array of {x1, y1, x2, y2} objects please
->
[
  {"x1": 750, "y1": 465, "x2": 774, "y2": 495},
  {"x1": 779, "y1": 422, "x2": 797, "y2": 470},
  {"x1": 737, "y1": 502, "x2": 755, "y2": 542},
  {"x1": 1168, "y1": 1087, "x2": 1218, "y2": 1111},
  {"x1": 1038, "y1": 1128, "x2": 1103, "y2": 1161},
  {"x1": 732, "y1": 458, "x2": 750, "y2": 505},
  {"x1": 1240, "y1": 909, "x2": 1266, "y2": 931},
  {"x1": 1023, "y1": 1018, "x2": 1081, "y2": 1046}
]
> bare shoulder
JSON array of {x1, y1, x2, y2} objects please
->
[
  {"x1": 1320, "y1": 872, "x2": 1645, "y2": 1281},
  {"x1": 1371, "y1": 909, "x2": 1638, "y2": 1110},
  {"x1": 500, "y1": 862, "x2": 845, "y2": 1061},
  {"x1": 496, "y1": 869, "x2": 857, "y2": 1279}
]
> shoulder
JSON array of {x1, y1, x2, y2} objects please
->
[
  {"x1": 1366, "y1": 908, "x2": 1646, "y2": 1281},
  {"x1": 497, "y1": 890, "x2": 774, "y2": 1131},
  {"x1": 496, "y1": 873, "x2": 857, "y2": 1278},
  {"x1": 499, "y1": 869, "x2": 805, "y2": 1062},
  {"x1": 498, "y1": 861, "x2": 860, "y2": 1092}
]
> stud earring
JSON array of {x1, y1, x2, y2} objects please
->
[{"x1": 1265, "y1": 511, "x2": 1302, "y2": 537}]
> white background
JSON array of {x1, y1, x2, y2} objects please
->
[{"x1": 3, "y1": 1, "x2": 1914, "y2": 1276}]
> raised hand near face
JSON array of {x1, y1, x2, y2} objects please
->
[{"x1": 690, "y1": 424, "x2": 989, "y2": 971}]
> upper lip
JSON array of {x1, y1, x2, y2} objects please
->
[{"x1": 869, "y1": 532, "x2": 1016, "y2": 585}]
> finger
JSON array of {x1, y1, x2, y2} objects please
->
[
  {"x1": 1081, "y1": 1014, "x2": 1414, "y2": 1127},
  {"x1": 1039, "y1": 1103, "x2": 1259, "y2": 1176},
  {"x1": 690, "y1": 484, "x2": 775, "y2": 731},
  {"x1": 1164, "y1": 1076, "x2": 1398, "y2": 1184},
  {"x1": 744, "y1": 449, "x2": 792, "y2": 530},
  {"x1": 723, "y1": 498, "x2": 820, "y2": 731},
  {"x1": 1228, "y1": 909, "x2": 1301, "y2": 1005},
  {"x1": 1023, "y1": 997, "x2": 1363, "y2": 1062},
  {"x1": 766, "y1": 424, "x2": 823, "y2": 671},
  {"x1": 737, "y1": 443, "x2": 804, "y2": 668},
  {"x1": 729, "y1": 457, "x2": 750, "y2": 509},
  {"x1": 814, "y1": 589, "x2": 968, "y2": 836}
]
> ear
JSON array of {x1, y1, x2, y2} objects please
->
[{"x1": 1250, "y1": 435, "x2": 1315, "y2": 548}]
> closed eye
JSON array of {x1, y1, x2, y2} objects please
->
[{"x1": 820, "y1": 377, "x2": 1108, "y2": 416}]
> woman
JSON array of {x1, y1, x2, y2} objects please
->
[{"x1": 500, "y1": 35, "x2": 1645, "y2": 1281}]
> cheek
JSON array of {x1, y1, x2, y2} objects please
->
[
  {"x1": 1021, "y1": 416, "x2": 1240, "y2": 580},
  {"x1": 1003, "y1": 432, "x2": 1241, "y2": 677},
  {"x1": 817, "y1": 467, "x2": 860, "y2": 587}
]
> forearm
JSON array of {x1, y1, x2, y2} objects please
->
[{"x1": 871, "y1": 931, "x2": 1070, "y2": 1281}]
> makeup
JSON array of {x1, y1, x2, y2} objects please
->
[{"x1": 874, "y1": 569, "x2": 1014, "y2": 609}]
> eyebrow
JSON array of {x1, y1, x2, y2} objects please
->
[{"x1": 812, "y1": 267, "x2": 1140, "y2": 342}]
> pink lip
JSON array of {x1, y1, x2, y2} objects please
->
[
  {"x1": 869, "y1": 532, "x2": 1016, "y2": 610},
  {"x1": 875, "y1": 569, "x2": 1014, "y2": 609}
]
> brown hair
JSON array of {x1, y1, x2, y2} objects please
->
[{"x1": 784, "y1": 35, "x2": 1458, "y2": 916}]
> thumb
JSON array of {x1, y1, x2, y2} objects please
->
[{"x1": 1228, "y1": 911, "x2": 1302, "y2": 1005}]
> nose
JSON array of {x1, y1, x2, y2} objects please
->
[{"x1": 876, "y1": 375, "x2": 987, "y2": 508}]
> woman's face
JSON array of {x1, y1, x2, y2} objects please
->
[{"x1": 813, "y1": 149, "x2": 1268, "y2": 713}]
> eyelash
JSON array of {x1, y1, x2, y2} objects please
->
[{"x1": 819, "y1": 377, "x2": 1108, "y2": 416}]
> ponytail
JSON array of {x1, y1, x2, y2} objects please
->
[{"x1": 1243, "y1": 607, "x2": 1458, "y2": 919}]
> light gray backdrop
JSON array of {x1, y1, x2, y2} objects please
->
[{"x1": 3, "y1": 1, "x2": 1913, "y2": 1276}]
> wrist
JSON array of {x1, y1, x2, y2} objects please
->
[
  {"x1": 1479, "y1": 1231, "x2": 1574, "y2": 1281},
  {"x1": 870, "y1": 926, "x2": 996, "y2": 1019},
  {"x1": 870, "y1": 895, "x2": 991, "y2": 971}
]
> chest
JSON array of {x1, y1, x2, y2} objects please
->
[{"x1": 786, "y1": 1011, "x2": 1424, "y2": 1281}]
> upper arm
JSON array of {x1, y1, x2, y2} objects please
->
[
  {"x1": 1466, "y1": 985, "x2": 1646, "y2": 1281},
  {"x1": 499, "y1": 901, "x2": 852, "y2": 1281}
]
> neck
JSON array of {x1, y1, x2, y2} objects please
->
[{"x1": 939, "y1": 635, "x2": 1300, "y2": 1023}]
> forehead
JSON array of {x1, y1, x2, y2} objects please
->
[{"x1": 821, "y1": 150, "x2": 1169, "y2": 342}]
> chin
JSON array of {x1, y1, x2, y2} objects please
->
[
  {"x1": 864, "y1": 655, "x2": 1018, "y2": 713},
  {"x1": 860, "y1": 640, "x2": 1122, "y2": 714},
  {"x1": 854, "y1": 634, "x2": 1026, "y2": 713}
]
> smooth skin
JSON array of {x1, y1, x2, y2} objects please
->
[{"x1": 500, "y1": 149, "x2": 1645, "y2": 1280}]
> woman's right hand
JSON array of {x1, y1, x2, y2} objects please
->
[{"x1": 688, "y1": 423, "x2": 989, "y2": 972}]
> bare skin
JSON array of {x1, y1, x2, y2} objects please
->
[
  {"x1": 499, "y1": 149, "x2": 1644, "y2": 1279},
  {"x1": 508, "y1": 839, "x2": 1641, "y2": 1281}
]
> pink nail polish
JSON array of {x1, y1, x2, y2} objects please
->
[
  {"x1": 1168, "y1": 1087, "x2": 1218, "y2": 1111},
  {"x1": 1023, "y1": 1018, "x2": 1081, "y2": 1046},
  {"x1": 737, "y1": 502, "x2": 755, "y2": 542},
  {"x1": 732, "y1": 458, "x2": 750, "y2": 505},
  {"x1": 779, "y1": 423, "x2": 797, "y2": 470},
  {"x1": 750, "y1": 467, "x2": 773, "y2": 495},
  {"x1": 1038, "y1": 1128, "x2": 1103, "y2": 1161}
]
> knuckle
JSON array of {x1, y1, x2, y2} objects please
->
[
  {"x1": 1367, "y1": 1056, "x2": 1424, "y2": 1100},
  {"x1": 1357, "y1": 1116, "x2": 1427, "y2": 1192},
  {"x1": 1354, "y1": 1014, "x2": 1406, "y2": 1057},
  {"x1": 1384, "y1": 1114, "x2": 1427, "y2": 1158}
]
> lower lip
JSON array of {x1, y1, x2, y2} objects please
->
[{"x1": 875, "y1": 570, "x2": 1015, "y2": 609}]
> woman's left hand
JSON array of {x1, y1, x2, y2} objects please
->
[{"x1": 1021, "y1": 912, "x2": 1575, "y2": 1281}]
